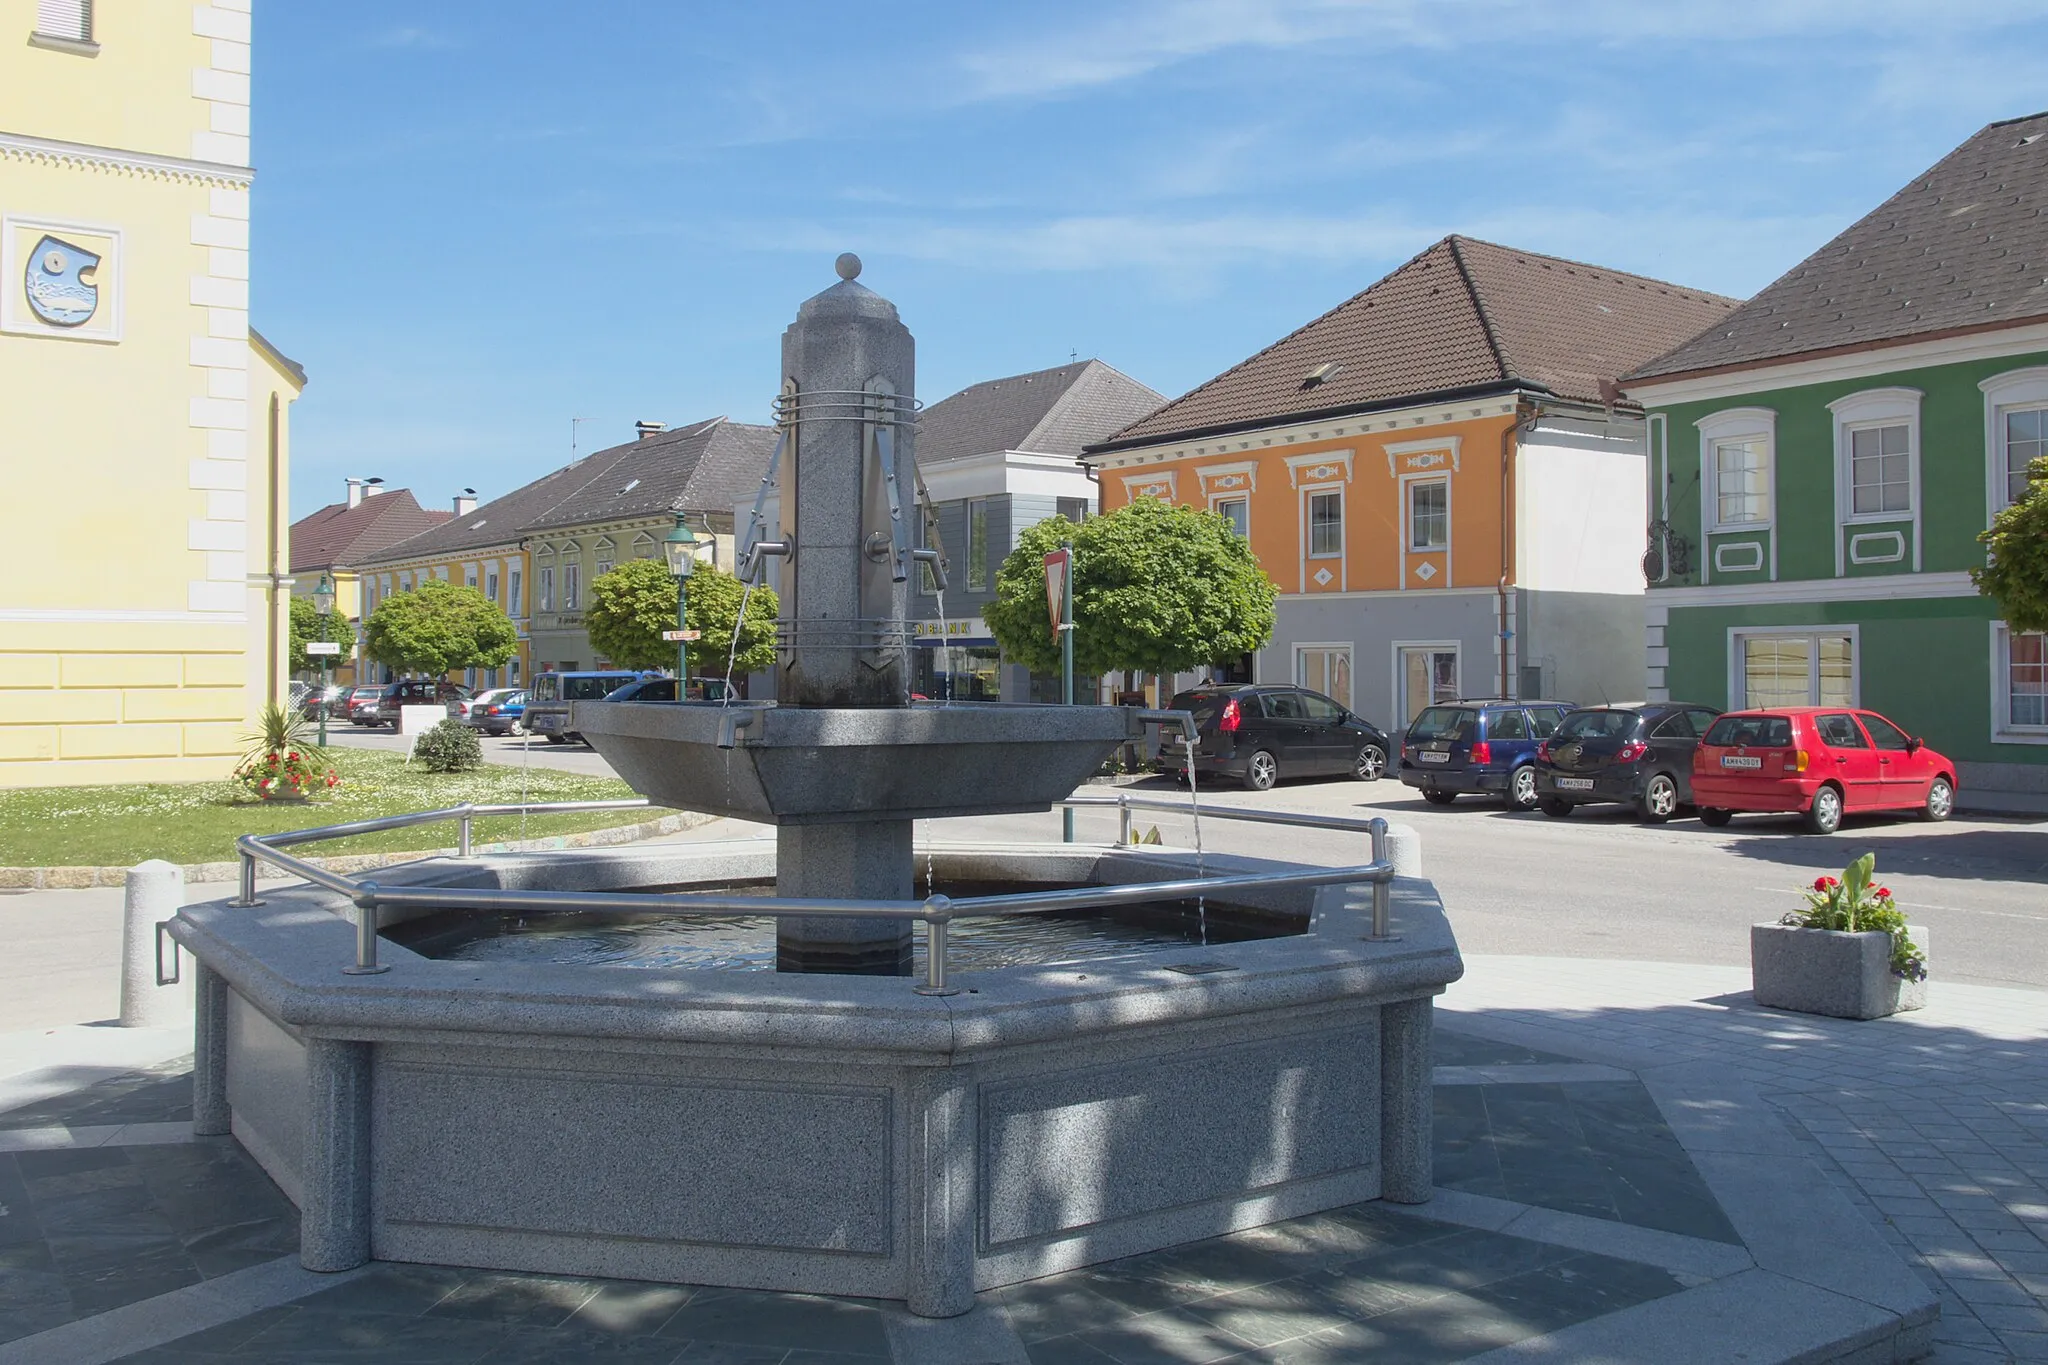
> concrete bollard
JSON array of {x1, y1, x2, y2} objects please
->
[
  {"x1": 120, "y1": 860, "x2": 192, "y2": 1028},
  {"x1": 1381, "y1": 821, "x2": 1423, "y2": 877}
]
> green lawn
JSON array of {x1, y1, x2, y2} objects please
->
[{"x1": 0, "y1": 746, "x2": 658, "y2": 867}]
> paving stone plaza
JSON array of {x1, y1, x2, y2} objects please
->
[{"x1": 4, "y1": 948, "x2": 2038, "y2": 1363}]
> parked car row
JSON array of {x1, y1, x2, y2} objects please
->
[{"x1": 1158, "y1": 684, "x2": 1958, "y2": 835}]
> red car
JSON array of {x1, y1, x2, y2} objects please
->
[{"x1": 1692, "y1": 707, "x2": 1956, "y2": 834}]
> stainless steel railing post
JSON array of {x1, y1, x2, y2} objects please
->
[
  {"x1": 1117, "y1": 793, "x2": 1133, "y2": 847},
  {"x1": 1365, "y1": 817, "x2": 1399, "y2": 942},
  {"x1": 342, "y1": 883, "x2": 391, "y2": 976},
  {"x1": 230, "y1": 848, "x2": 263, "y2": 907},
  {"x1": 458, "y1": 807, "x2": 473, "y2": 858},
  {"x1": 913, "y1": 894, "x2": 959, "y2": 997}
]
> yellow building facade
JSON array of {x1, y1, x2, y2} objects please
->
[{"x1": 0, "y1": 1, "x2": 301, "y2": 787}]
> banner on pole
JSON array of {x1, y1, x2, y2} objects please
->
[{"x1": 1043, "y1": 548, "x2": 1070, "y2": 640}]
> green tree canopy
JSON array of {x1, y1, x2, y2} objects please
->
[
  {"x1": 1976, "y1": 456, "x2": 2048, "y2": 633},
  {"x1": 287, "y1": 594, "x2": 350, "y2": 673},
  {"x1": 584, "y1": 557, "x2": 779, "y2": 676},
  {"x1": 362, "y1": 579, "x2": 518, "y2": 677},
  {"x1": 984, "y1": 497, "x2": 1277, "y2": 678}
]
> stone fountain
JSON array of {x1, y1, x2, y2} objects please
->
[{"x1": 167, "y1": 259, "x2": 1464, "y2": 1319}]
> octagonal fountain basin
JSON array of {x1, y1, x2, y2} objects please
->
[{"x1": 170, "y1": 839, "x2": 1461, "y2": 1318}]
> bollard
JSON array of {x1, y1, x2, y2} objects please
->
[
  {"x1": 1379, "y1": 821, "x2": 1423, "y2": 877},
  {"x1": 121, "y1": 860, "x2": 192, "y2": 1027}
]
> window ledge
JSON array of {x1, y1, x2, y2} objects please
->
[
  {"x1": 1841, "y1": 511, "x2": 1913, "y2": 526},
  {"x1": 1710, "y1": 521, "x2": 1774, "y2": 535},
  {"x1": 28, "y1": 32, "x2": 98, "y2": 56}
]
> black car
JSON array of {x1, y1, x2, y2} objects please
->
[
  {"x1": 1397, "y1": 699, "x2": 1575, "y2": 809},
  {"x1": 1159, "y1": 685, "x2": 1392, "y2": 791},
  {"x1": 1534, "y1": 702, "x2": 1725, "y2": 823},
  {"x1": 370, "y1": 679, "x2": 469, "y2": 728}
]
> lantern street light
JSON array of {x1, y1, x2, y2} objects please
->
[
  {"x1": 663, "y1": 514, "x2": 699, "y2": 685},
  {"x1": 312, "y1": 573, "x2": 337, "y2": 748}
]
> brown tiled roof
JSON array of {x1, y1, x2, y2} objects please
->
[
  {"x1": 289, "y1": 490, "x2": 449, "y2": 573},
  {"x1": 916, "y1": 360, "x2": 1165, "y2": 464},
  {"x1": 1630, "y1": 111, "x2": 2048, "y2": 382},
  {"x1": 1091, "y1": 236, "x2": 1738, "y2": 451}
]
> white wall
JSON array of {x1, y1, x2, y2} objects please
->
[{"x1": 1516, "y1": 425, "x2": 1648, "y2": 597}]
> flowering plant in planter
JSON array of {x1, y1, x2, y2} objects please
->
[
  {"x1": 232, "y1": 702, "x2": 340, "y2": 802},
  {"x1": 1780, "y1": 852, "x2": 1926, "y2": 983}
]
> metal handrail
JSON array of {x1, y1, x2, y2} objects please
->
[{"x1": 226, "y1": 796, "x2": 1396, "y2": 994}]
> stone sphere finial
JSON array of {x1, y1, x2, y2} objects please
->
[{"x1": 834, "y1": 252, "x2": 862, "y2": 282}]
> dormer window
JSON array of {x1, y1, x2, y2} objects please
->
[{"x1": 31, "y1": 0, "x2": 97, "y2": 54}]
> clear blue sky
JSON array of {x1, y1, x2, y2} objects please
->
[{"x1": 256, "y1": 2, "x2": 2048, "y2": 519}]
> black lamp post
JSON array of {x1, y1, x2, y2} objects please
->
[
  {"x1": 312, "y1": 573, "x2": 336, "y2": 748},
  {"x1": 662, "y1": 514, "x2": 699, "y2": 686}
]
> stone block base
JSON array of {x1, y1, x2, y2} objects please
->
[{"x1": 1750, "y1": 923, "x2": 1927, "y2": 1020}]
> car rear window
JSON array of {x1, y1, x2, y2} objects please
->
[
  {"x1": 1408, "y1": 707, "x2": 1477, "y2": 741},
  {"x1": 1556, "y1": 710, "x2": 1639, "y2": 741},
  {"x1": 1703, "y1": 715, "x2": 1793, "y2": 748},
  {"x1": 1169, "y1": 692, "x2": 1230, "y2": 728}
]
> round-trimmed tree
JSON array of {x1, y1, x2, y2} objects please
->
[
  {"x1": 1976, "y1": 455, "x2": 2048, "y2": 632},
  {"x1": 984, "y1": 497, "x2": 1277, "y2": 679},
  {"x1": 585, "y1": 557, "x2": 779, "y2": 676},
  {"x1": 362, "y1": 579, "x2": 518, "y2": 678}
]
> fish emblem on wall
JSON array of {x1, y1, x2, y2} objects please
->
[{"x1": 23, "y1": 234, "x2": 99, "y2": 327}]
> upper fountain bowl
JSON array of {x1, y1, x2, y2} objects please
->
[{"x1": 571, "y1": 699, "x2": 1144, "y2": 825}]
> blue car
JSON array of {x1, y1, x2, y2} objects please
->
[
  {"x1": 464, "y1": 687, "x2": 527, "y2": 736},
  {"x1": 1397, "y1": 698, "x2": 1575, "y2": 810}
]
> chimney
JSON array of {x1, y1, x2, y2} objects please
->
[
  {"x1": 345, "y1": 477, "x2": 363, "y2": 508},
  {"x1": 635, "y1": 420, "x2": 667, "y2": 441},
  {"x1": 453, "y1": 487, "x2": 478, "y2": 517},
  {"x1": 363, "y1": 477, "x2": 386, "y2": 499}
]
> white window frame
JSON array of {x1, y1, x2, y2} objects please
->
[
  {"x1": 1391, "y1": 641, "x2": 1461, "y2": 732},
  {"x1": 485, "y1": 567, "x2": 499, "y2": 603},
  {"x1": 1726, "y1": 625, "x2": 1860, "y2": 710},
  {"x1": 1991, "y1": 622, "x2": 2048, "y2": 745},
  {"x1": 30, "y1": 0, "x2": 95, "y2": 53},
  {"x1": 1210, "y1": 492, "x2": 1250, "y2": 540},
  {"x1": 508, "y1": 567, "x2": 523, "y2": 616},
  {"x1": 537, "y1": 566, "x2": 553, "y2": 613},
  {"x1": 1293, "y1": 643, "x2": 1354, "y2": 710},
  {"x1": 1697, "y1": 407, "x2": 1777, "y2": 535},
  {"x1": 1828, "y1": 387, "x2": 1922, "y2": 575},
  {"x1": 464, "y1": 563, "x2": 479, "y2": 590},
  {"x1": 1980, "y1": 366, "x2": 2048, "y2": 520},
  {"x1": 1406, "y1": 476, "x2": 1449, "y2": 552},
  {"x1": 563, "y1": 561, "x2": 581, "y2": 611},
  {"x1": 1304, "y1": 487, "x2": 1344, "y2": 560}
]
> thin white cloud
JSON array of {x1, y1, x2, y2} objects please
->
[{"x1": 367, "y1": 25, "x2": 455, "y2": 51}]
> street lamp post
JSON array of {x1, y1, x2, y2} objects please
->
[
  {"x1": 312, "y1": 573, "x2": 336, "y2": 748},
  {"x1": 663, "y1": 514, "x2": 699, "y2": 687}
]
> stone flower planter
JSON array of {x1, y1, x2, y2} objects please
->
[{"x1": 1751, "y1": 922, "x2": 1928, "y2": 1020}]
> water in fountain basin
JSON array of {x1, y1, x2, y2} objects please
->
[{"x1": 384, "y1": 879, "x2": 1301, "y2": 974}]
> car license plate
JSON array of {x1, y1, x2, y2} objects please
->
[
  {"x1": 1557, "y1": 777, "x2": 1594, "y2": 790},
  {"x1": 1721, "y1": 755, "x2": 1763, "y2": 769},
  {"x1": 1419, "y1": 751, "x2": 1449, "y2": 764}
]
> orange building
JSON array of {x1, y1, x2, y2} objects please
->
[{"x1": 1083, "y1": 236, "x2": 1736, "y2": 730}]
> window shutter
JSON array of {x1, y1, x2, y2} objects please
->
[{"x1": 36, "y1": 0, "x2": 91, "y2": 41}]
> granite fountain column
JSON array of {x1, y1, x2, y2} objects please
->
[{"x1": 774, "y1": 254, "x2": 918, "y2": 975}]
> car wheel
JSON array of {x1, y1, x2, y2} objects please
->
[
  {"x1": 1421, "y1": 789, "x2": 1457, "y2": 806},
  {"x1": 1804, "y1": 785, "x2": 1844, "y2": 835},
  {"x1": 509, "y1": 721, "x2": 525, "y2": 737},
  {"x1": 1921, "y1": 776, "x2": 1954, "y2": 823},
  {"x1": 1242, "y1": 750, "x2": 1278, "y2": 791},
  {"x1": 1353, "y1": 744, "x2": 1387, "y2": 782},
  {"x1": 1506, "y1": 765, "x2": 1539, "y2": 811},
  {"x1": 1538, "y1": 796, "x2": 1574, "y2": 818},
  {"x1": 1638, "y1": 774, "x2": 1679, "y2": 824},
  {"x1": 1697, "y1": 807, "x2": 1732, "y2": 828}
]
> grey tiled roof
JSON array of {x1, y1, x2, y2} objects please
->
[
  {"x1": 360, "y1": 450, "x2": 639, "y2": 565},
  {"x1": 916, "y1": 360, "x2": 1165, "y2": 464},
  {"x1": 1630, "y1": 110, "x2": 2048, "y2": 381},
  {"x1": 522, "y1": 418, "x2": 778, "y2": 530},
  {"x1": 1092, "y1": 236, "x2": 1737, "y2": 451}
]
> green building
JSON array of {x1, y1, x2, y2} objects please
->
[{"x1": 1625, "y1": 111, "x2": 2048, "y2": 798}]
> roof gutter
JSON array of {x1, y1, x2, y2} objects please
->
[{"x1": 1082, "y1": 381, "x2": 1542, "y2": 460}]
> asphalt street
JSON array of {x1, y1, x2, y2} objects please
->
[{"x1": 321, "y1": 726, "x2": 2048, "y2": 993}]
